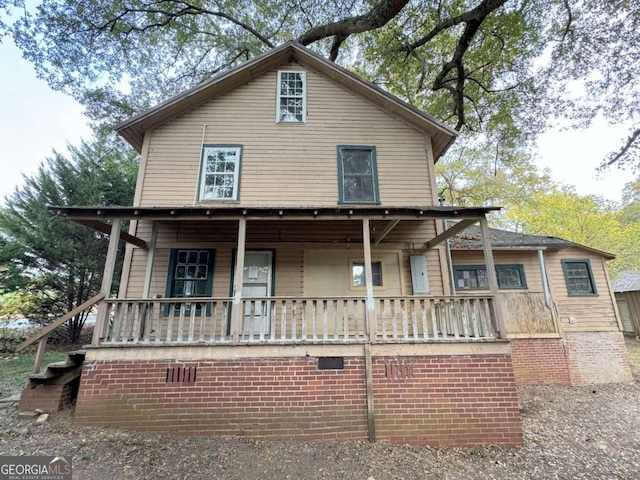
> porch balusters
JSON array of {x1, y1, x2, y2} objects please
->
[{"x1": 101, "y1": 295, "x2": 495, "y2": 345}]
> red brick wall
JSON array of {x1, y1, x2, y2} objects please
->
[
  {"x1": 19, "y1": 382, "x2": 75, "y2": 413},
  {"x1": 74, "y1": 354, "x2": 524, "y2": 447},
  {"x1": 511, "y1": 333, "x2": 633, "y2": 386},
  {"x1": 75, "y1": 358, "x2": 368, "y2": 440},
  {"x1": 373, "y1": 355, "x2": 523, "y2": 447},
  {"x1": 510, "y1": 338, "x2": 571, "y2": 385}
]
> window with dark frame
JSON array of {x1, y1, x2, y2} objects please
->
[
  {"x1": 165, "y1": 250, "x2": 215, "y2": 311},
  {"x1": 453, "y1": 264, "x2": 527, "y2": 290},
  {"x1": 337, "y1": 146, "x2": 379, "y2": 204},
  {"x1": 562, "y1": 259, "x2": 597, "y2": 295}
]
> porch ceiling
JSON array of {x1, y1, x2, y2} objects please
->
[{"x1": 49, "y1": 205, "x2": 500, "y2": 222}]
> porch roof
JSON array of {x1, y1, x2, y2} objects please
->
[{"x1": 49, "y1": 205, "x2": 500, "y2": 222}]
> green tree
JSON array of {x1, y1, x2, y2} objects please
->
[
  {"x1": 508, "y1": 188, "x2": 640, "y2": 278},
  {"x1": 619, "y1": 174, "x2": 640, "y2": 226},
  {"x1": 9, "y1": 1, "x2": 638, "y2": 167},
  {"x1": 435, "y1": 138, "x2": 557, "y2": 227},
  {"x1": 0, "y1": 134, "x2": 137, "y2": 342}
]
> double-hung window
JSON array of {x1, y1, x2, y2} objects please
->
[
  {"x1": 337, "y1": 146, "x2": 379, "y2": 204},
  {"x1": 562, "y1": 259, "x2": 597, "y2": 295},
  {"x1": 199, "y1": 145, "x2": 242, "y2": 201},
  {"x1": 277, "y1": 71, "x2": 306, "y2": 123}
]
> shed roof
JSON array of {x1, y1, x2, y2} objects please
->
[
  {"x1": 115, "y1": 41, "x2": 457, "y2": 159},
  {"x1": 612, "y1": 271, "x2": 640, "y2": 292},
  {"x1": 450, "y1": 225, "x2": 615, "y2": 259}
]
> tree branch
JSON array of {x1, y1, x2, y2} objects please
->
[
  {"x1": 402, "y1": 0, "x2": 508, "y2": 52},
  {"x1": 329, "y1": 34, "x2": 349, "y2": 61},
  {"x1": 90, "y1": 0, "x2": 274, "y2": 48},
  {"x1": 603, "y1": 127, "x2": 640, "y2": 167},
  {"x1": 298, "y1": 0, "x2": 409, "y2": 46}
]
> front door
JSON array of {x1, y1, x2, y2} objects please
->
[{"x1": 242, "y1": 250, "x2": 273, "y2": 334}]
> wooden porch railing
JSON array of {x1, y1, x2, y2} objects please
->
[{"x1": 101, "y1": 295, "x2": 496, "y2": 345}]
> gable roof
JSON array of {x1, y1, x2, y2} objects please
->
[
  {"x1": 115, "y1": 41, "x2": 457, "y2": 159},
  {"x1": 612, "y1": 271, "x2": 640, "y2": 292},
  {"x1": 449, "y1": 225, "x2": 615, "y2": 259}
]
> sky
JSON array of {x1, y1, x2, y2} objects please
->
[{"x1": 0, "y1": 39, "x2": 634, "y2": 205}]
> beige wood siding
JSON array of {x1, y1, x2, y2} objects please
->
[
  {"x1": 545, "y1": 249, "x2": 619, "y2": 331},
  {"x1": 451, "y1": 250, "x2": 543, "y2": 293},
  {"x1": 124, "y1": 219, "x2": 446, "y2": 298},
  {"x1": 304, "y1": 249, "x2": 403, "y2": 296},
  {"x1": 139, "y1": 63, "x2": 434, "y2": 207}
]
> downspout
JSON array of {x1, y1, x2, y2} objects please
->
[{"x1": 537, "y1": 249, "x2": 551, "y2": 309}]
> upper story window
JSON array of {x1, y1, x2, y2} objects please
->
[
  {"x1": 277, "y1": 71, "x2": 306, "y2": 123},
  {"x1": 337, "y1": 146, "x2": 379, "y2": 204},
  {"x1": 562, "y1": 259, "x2": 597, "y2": 296},
  {"x1": 199, "y1": 145, "x2": 242, "y2": 201},
  {"x1": 453, "y1": 264, "x2": 527, "y2": 290}
]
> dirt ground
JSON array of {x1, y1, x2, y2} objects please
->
[{"x1": 1, "y1": 340, "x2": 639, "y2": 480}]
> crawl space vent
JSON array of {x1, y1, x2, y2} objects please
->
[
  {"x1": 166, "y1": 366, "x2": 197, "y2": 384},
  {"x1": 318, "y1": 357, "x2": 345, "y2": 370}
]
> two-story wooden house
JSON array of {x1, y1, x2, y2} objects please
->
[
  {"x1": 22, "y1": 41, "x2": 629, "y2": 447},
  {"x1": 33, "y1": 41, "x2": 522, "y2": 447}
]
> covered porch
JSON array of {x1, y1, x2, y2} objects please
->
[{"x1": 49, "y1": 204, "x2": 505, "y2": 349}]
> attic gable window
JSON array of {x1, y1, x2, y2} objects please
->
[
  {"x1": 199, "y1": 145, "x2": 242, "y2": 201},
  {"x1": 337, "y1": 146, "x2": 379, "y2": 204},
  {"x1": 277, "y1": 71, "x2": 306, "y2": 123}
]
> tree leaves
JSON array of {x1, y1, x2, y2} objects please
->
[{"x1": 0, "y1": 134, "x2": 137, "y2": 341}]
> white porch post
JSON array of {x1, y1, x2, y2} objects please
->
[
  {"x1": 362, "y1": 217, "x2": 376, "y2": 340},
  {"x1": 479, "y1": 216, "x2": 506, "y2": 338},
  {"x1": 230, "y1": 217, "x2": 247, "y2": 343},
  {"x1": 92, "y1": 218, "x2": 122, "y2": 346}
]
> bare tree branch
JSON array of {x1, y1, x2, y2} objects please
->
[
  {"x1": 90, "y1": 0, "x2": 274, "y2": 48},
  {"x1": 603, "y1": 127, "x2": 640, "y2": 167},
  {"x1": 298, "y1": 0, "x2": 409, "y2": 46},
  {"x1": 329, "y1": 34, "x2": 349, "y2": 61},
  {"x1": 402, "y1": 0, "x2": 508, "y2": 52}
]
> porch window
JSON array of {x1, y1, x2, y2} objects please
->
[
  {"x1": 165, "y1": 249, "x2": 215, "y2": 300},
  {"x1": 453, "y1": 264, "x2": 527, "y2": 290},
  {"x1": 351, "y1": 260, "x2": 384, "y2": 289},
  {"x1": 454, "y1": 265, "x2": 489, "y2": 290},
  {"x1": 277, "y1": 70, "x2": 306, "y2": 122},
  {"x1": 495, "y1": 264, "x2": 527, "y2": 289},
  {"x1": 199, "y1": 145, "x2": 242, "y2": 201},
  {"x1": 562, "y1": 259, "x2": 597, "y2": 296},
  {"x1": 337, "y1": 146, "x2": 379, "y2": 204}
]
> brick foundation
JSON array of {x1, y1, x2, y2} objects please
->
[
  {"x1": 74, "y1": 353, "x2": 524, "y2": 447},
  {"x1": 564, "y1": 331, "x2": 633, "y2": 385},
  {"x1": 510, "y1": 338, "x2": 571, "y2": 385},
  {"x1": 19, "y1": 380, "x2": 77, "y2": 413},
  {"x1": 510, "y1": 332, "x2": 633, "y2": 386},
  {"x1": 373, "y1": 355, "x2": 523, "y2": 447}
]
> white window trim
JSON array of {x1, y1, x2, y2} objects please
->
[
  {"x1": 198, "y1": 145, "x2": 242, "y2": 201},
  {"x1": 276, "y1": 70, "x2": 307, "y2": 123}
]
